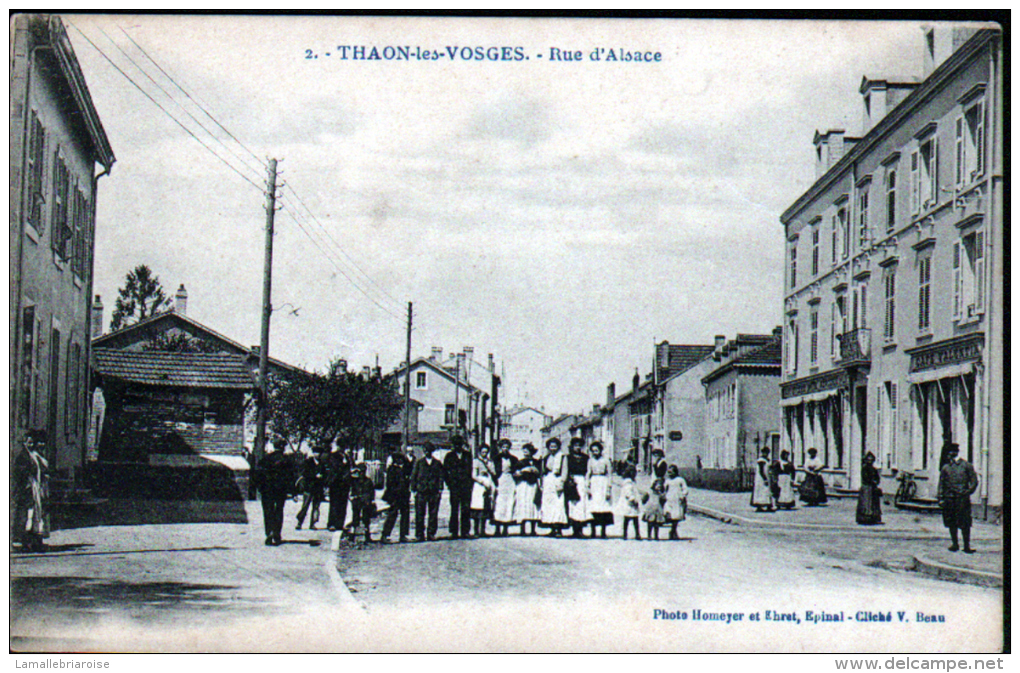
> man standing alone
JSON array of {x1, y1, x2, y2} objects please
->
[
  {"x1": 411, "y1": 442, "x2": 444, "y2": 541},
  {"x1": 444, "y1": 435, "x2": 474, "y2": 539},
  {"x1": 938, "y1": 443, "x2": 979, "y2": 554},
  {"x1": 381, "y1": 446, "x2": 414, "y2": 543},
  {"x1": 255, "y1": 440, "x2": 294, "y2": 546}
]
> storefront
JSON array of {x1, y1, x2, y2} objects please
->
[{"x1": 780, "y1": 370, "x2": 850, "y2": 490}]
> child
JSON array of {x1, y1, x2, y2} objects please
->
[
  {"x1": 642, "y1": 477, "x2": 667, "y2": 540},
  {"x1": 618, "y1": 466, "x2": 641, "y2": 540},
  {"x1": 663, "y1": 464, "x2": 689, "y2": 540},
  {"x1": 348, "y1": 463, "x2": 377, "y2": 542}
]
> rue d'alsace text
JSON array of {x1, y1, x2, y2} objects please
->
[
  {"x1": 303, "y1": 45, "x2": 662, "y2": 63},
  {"x1": 651, "y1": 609, "x2": 947, "y2": 625}
]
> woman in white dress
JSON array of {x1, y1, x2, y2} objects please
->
[
  {"x1": 663, "y1": 464, "x2": 689, "y2": 540},
  {"x1": 492, "y1": 438, "x2": 518, "y2": 537},
  {"x1": 512, "y1": 443, "x2": 542, "y2": 536},
  {"x1": 470, "y1": 445, "x2": 496, "y2": 537},
  {"x1": 540, "y1": 437, "x2": 568, "y2": 536},
  {"x1": 586, "y1": 441, "x2": 614, "y2": 539}
]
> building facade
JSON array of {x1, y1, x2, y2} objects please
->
[
  {"x1": 10, "y1": 14, "x2": 116, "y2": 479},
  {"x1": 501, "y1": 405, "x2": 552, "y2": 450},
  {"x1": 649, "y1": 342, "x2": 716, "y2": 470},
  {"x1": 779, "y1": 27, "x2": 1002, "y2": 516}
]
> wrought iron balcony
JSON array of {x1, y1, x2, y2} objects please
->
[{"x1": 837, "y1": 327, "x2": 871, "y2": 367}]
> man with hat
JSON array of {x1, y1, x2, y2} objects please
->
[
  {"x1": 253, "y1": 439, "x2": 295, "y2": 546},
  {"x1": 380, "y1": 446, "x2": 414, "y2": 543},
  {"x1": 410, "y1": 442, "x2": 444, "y2": 541},
  {"x1": 444, "y1": 434, "x2": 474, "y2": 539},
  {"x1": 937, "y1": 443, "x2": 979, "y2": 553}
]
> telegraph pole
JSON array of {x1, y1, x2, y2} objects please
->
[
  {"x1": 401, "y1": 302, "x2": 413, "y2": 452},
  {"x1": 253, "y1": 158, "x2": 278, "y2": 492}
]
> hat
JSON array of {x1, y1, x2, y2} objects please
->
[
  {"x1": 423, "y1": 442, "x2": 436, "y2": 453},
  {"x1": 946, "y1": 443, "x2": 960, "y2": 454},
  {"x1": 651, "y1": 447, "x2": 664, "y2": 456},
  {"x1": 590, "y1": 441, "x2": 604, "y2": 451},
  {"x1": 569, "y1": 437, "x2": 584, "y2": 447},
  {"x1": 497, "y1": 438, "x2": 512, "y2": 449},
  {"x1": 546, "y1": 437, "x2": 561, "y2": 449},
  {"x1": 353, "y1": 462, "x2": 366, "y2": 473},
  {"x1": 522, "y1": 443, "x2": 536, "y2": 454},
  {"x1": 451, "y1": 435, "x2": 466, "y2": 446}
]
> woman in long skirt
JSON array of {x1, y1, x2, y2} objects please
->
[
  {"x1": 540, "y1": 438, "x2": 568, "y2": 536},
  {"x1": 492, "y1": 439, "x2": 518, "y2": 537},
  {"x1": 566, "y1": 437, "x2": 591, "y2": 538},
  {"x1": 799, "y1": 447, "x2": 828, "y2": 506},
  {"x1": 586, "y1": 441, "x2": 614, "y2": 538},
  {"x1": 513, "y1": 443, "x2": 542, "y2": 535},
  {"x1": 663, "y1": 464, "x2": 688, "y2": 540},
  {"x1": 470, "y1": 445, "x2": 496, "y2": 537},
  {"x1": 751, "y1": 447, "x2": 775, "y2": 512},
  {"x1": 776, "y1": 450, "x2": 796, "y2": 509},
  {"x1": 856, "y1": 452, "x2": 883, "y2": 525}
]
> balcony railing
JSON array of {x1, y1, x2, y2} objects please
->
[{"x1": 837, "y1": 327, "x2": 871, "y2": 366}]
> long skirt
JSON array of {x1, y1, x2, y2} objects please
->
[
  {"x1": 777, "y1": 474, "x2": 795, "y2": 507},
  {"x1": 540, "y1": 475, "x2": 567, "y2": 525},
  {"x1": 799, "y1": 472, "x2": 828, "y2": 505},
  {"x1": 493, "y1": 474, "x2": 517, "y2": 523},
  {"x1": 513, "y1": 481, "x2": 540, "y2": 522},
  {"x1": 856, "y1": 484, "x2": 882, "y2": 525},
  {"x1": 588, "y1": 474, "x2": 614, "y2": 526},
  {"x1": 750, "y1": 472, "x2": 773, "y2": 509},
  {"x1": 470, "y1": 482, "x2": 490, "y2": 514},
  {"x1": 567, "y1": 475, "x2": 590, "y2": 523}
]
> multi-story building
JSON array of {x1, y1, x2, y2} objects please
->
[
  {"x1": 701, "y1": 332, "x2": 782, "y2": 471},
  {"x1": 779, "y1": 26, "x2": 1002, "y2": 517},
  {"x1": 501, "y1": 405, "x2": 551, "y2": 451},
  {"x1": 649, "y1": 342, "x2": 716, "y2": 470},
  {"x1": 11, "y1": 15, "x2": 115, "y2": 482},
  {"x1": 541, "y1": 413, "x2": 579, "y2": 454}
]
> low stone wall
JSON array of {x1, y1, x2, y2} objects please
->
[{"x1": 677, "y1": 467, "x2": 754, "y2": 492}]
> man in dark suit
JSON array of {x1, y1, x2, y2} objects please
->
[
  {"x1": 324, "y1": 444, "x2": 351, "y2": 532},
  {"x1": 938, "y1": 443, "x2": 979, "y2": 554},
  {"x1": 443, "y1": 435, "x2": 474, "y2": 539},
  {"x1": 380, "y1": 446, "x2": 414, "y2": 543},
  {"x1": 410, "y1": 442, "x2": 444, "y2": 541},
  {"x1": 254, "y1": 440, "x2": 295, "y2": 546},
  {"x1": 296, "y1": 449, "x2": 326, "y2": 530}
]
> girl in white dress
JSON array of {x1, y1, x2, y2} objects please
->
[
  {"x1": 663, "y1": 464, "x2": 689, "y2": 540},
  {"x1": 513, "y1": 443, "x2": 542, "y2": 535},
  {"x1": 539, "y1": 437, "x2": 568, "y2": 536},
  {"x1": 586, "y1": 441, "x2": 614, "y2": 538},
  {"x1": 618, "y1": 465, "x2": 642, "y2": 540}
]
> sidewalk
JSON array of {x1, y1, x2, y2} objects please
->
[{"x1": 685, "y1": 487, "x2": 1003, "y2": 582}]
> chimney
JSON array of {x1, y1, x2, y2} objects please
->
[
  {"x1": 174, "y1": 284, "x2": 188, "y2": 316},
  {"x1": 361, "y1": 366, "x2": 371, "y2": 379},
  {"x1": 922, "y1": 25, "x2": 980, "y2": 78},
  {"x1": 657, "y1": 341, "x2": 670, "y2": 372},
  {"x1": 91, "y1": 295, "x2": 104, "y2": 339},
  {"x1": 337, "y1": 359, "x2": 348, "y2": 373},
  {"x1": 463, "y1": 346, "x2": 474, "y2": 361},
  {"x1": 593, "y1": 403, "x2": 602, "y2": 416},
  {"x1": 487, "y1": 353, "x2": 495, "y2": 372},
  {"x1": 632, "y1": 368, "x2": 640, "y2": 393},
  {"x1": 773, "y1": 325, "x2": 783, "y2": 340},
  {"x1": 430, "y1": 347, "x2": 442, "y2": 362},
  {"x1": 713, "y1": 335, "x2": 726, "y2": 361},
  {"x1": 371, "y1": 365, "x2": 381, "y2": 379},
  {"x1": 607, "y1": 382, "x2": 616, "y2": 407},
  {"x1": 813, "y1": 129, "x2": 849, "y2": 179},
  {"x1": 860, "y1": 77, "x2": 920, "y2": 134}
]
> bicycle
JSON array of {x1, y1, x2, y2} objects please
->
[{"x1": 893, "y1": 470, "x2": 917, "y2": 506}]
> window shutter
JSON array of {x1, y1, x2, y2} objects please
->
[
  {"x1": 952, "y1": 240, "x2": 962, "y2": 318},
  {"x1": 975, "y1": 231, "x2": 985, "y2": 311},
  {"x1": 860, "y1": 284, "x2": 868, "y2": 329},
  {"x1": 910, "y1": 150, "x2": 920, "y2": 213},
  {"x1": 929, "y1": 136, "x2": 939, "y2": 207},
  {"x1": 890, "y1": 383, "x2": 898, "y2": 466},
  {"x1": 955, "y1": 116, "x2": 965, "y2": 186},
  {"x1": 976, "y1": 100, "x2": 986, "y2": 178},
  {"x1": 876, "y1": 388, "x2": 884, "y2": 460}
]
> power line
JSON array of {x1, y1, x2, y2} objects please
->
[
  {"x1": 279, "y1": 185, "x2": 406, "y2": 311},
  {"x1": 116, "y1": 24, "x2": 266, "y2": 171},
  {"x1": 97, "y1": 25, "x2": 266, "y2": 182},
  {"x1": 66, "y1": 20, "x2": 264, "y2": 194}
]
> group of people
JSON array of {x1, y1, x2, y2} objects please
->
[
  {"x1": 748, "y1": 441, "x2": 979, "y2": 552},
  {"x1": 255, "y1": 434, "x2": 692, "y2": 546}
]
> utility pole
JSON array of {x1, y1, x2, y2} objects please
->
[
  {"x1": 253, "y1": 158, "x2": 278, "y2": 496},
  {"x1": 453, "y1": 353, "x2": 462, "y2": 442},
  {"x1": 401, "y1": 302, "x2": 413, "y2": 453}
]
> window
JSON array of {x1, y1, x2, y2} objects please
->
[
  {"x1": 809, "y1": 308, "x2": 819, "y2": 364},
  {"x1": 956, "y1": 100, "x2": 986, "y2": 186},
  {"x1": 911, "y1": 134, "x2": 938, "y2": 213},
  {"x1": 838, "y1": 207, "x2": 849, "y2": 259},
  {"x1": 852, "y1": 282, "x2": 868, "y2": 330},
  {"x1": 918, "y1": 255, "x2": 932, "y2": 332},
  {"x1": 885, "y1": 169, "x2": 897, "y2": 231},
  {"x1": 811, "y1": 226, "x2": 820, "y2": 276},
  {"x1": 444, "y1": 403, "x2": 455, "y2": 426},
  {"x1": 953, "y1": 230, "x2": 985, "y2": 320},
  {"x1": 71, "y1": 188, "x2": 89, "y2": 277},
  {"x1": 830, "y1": 301, "x2": 838, "y2": 358},
  {"x1": 787, "y1": 318, "x2": 799, "y2": 375},
  {"x1": 880, "y1": 381, "x2": 898, "y2": 470},
  {"x1": 857, "y1": 184, "x2": 870, "y2": 246},
  {"x1": 830, "y1": 214, "x2": 839, "y2": 265},
  {"x1": 415, "y1": 371, "x2": 427, "y2": 389},
  {"x1": 51, "y1": 154, "x2": 71, "y2": 260},
  {"x1": 26, "y1": 111, "x2": 46, "y2": 234},
  {"x1": 20, "y1": 306, "x2": 36, "y2": 427},
  {"x1": 789, "y1": 241, "x2": 798, "y2": 289},
  {"x1": 883, "y1": 268, "x2": 896, "y2": 342}
]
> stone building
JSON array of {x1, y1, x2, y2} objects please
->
[
  {"x1": 779, "y1": 26, "x2": 1002, "y2": 517},
  {"x1": 10, "y1": 14, "x2": 115, "y2": 484}
]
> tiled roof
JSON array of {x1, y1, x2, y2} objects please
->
[
  {"x1": 733, "y1": 337, "x2": 783, "y2": 366},
  {"x1": 659, "y1": 345, "x2": 715, "y2": 381},
  {"x1": 92, "y1": 348, "x2": 254, "y2": 390}
]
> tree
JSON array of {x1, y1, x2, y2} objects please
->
[
  {"x1": 141, "y1": 332, "x2": 221, "y2": 353},
  {"x1": 110, "y1": 265, "x2": 172, "y2": 331}
]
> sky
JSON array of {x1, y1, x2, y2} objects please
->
[{"x1": 66, "y1": 16, "x2": 931, "y2": 416}]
